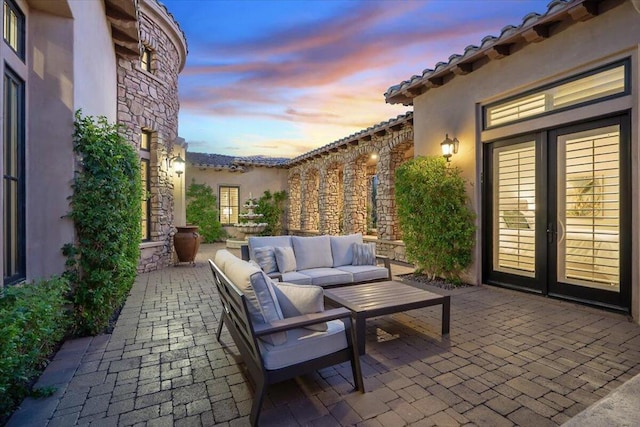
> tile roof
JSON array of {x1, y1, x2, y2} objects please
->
[
  {"x1": 287, "y1": 111, "x2": 413, "y2": 166},
  {"x1": 385, "y1": 0, "x2": 601, "y2": 105},
  {"x1": 186, "y1": 152, "x2": 289, "y2": 171}
]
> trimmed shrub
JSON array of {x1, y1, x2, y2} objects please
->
[
  {"x1": 255, "y1": 190, "x2": 287, "y2": 235},
  {"x1": 395, "y1": 156, "x2": 476, "y2": 282},
  {"x1": 0, "y1": 277, "x2": 71, "y2": 419},
  {"x1": 64, "y1": 111, "x2": 141, "y2": 335},
  {"x1": 186, "y1": 181, "x2": 225, "y2": 242}
]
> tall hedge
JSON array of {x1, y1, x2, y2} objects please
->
[
  {"x1": 186, "y1": 181, "x2": 224, "y2": 242},
  {"x1": 255, "y1": 190, "x2": 287, "y2": 235},
  {"x1": 64, "y1": 111, "x2": 142, "y2": 335},
  {"x1": 395, "y1": 156, "x2": 476, "y2": 282}
]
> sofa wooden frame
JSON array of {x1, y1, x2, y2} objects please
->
[{"x1": 208, "y1": 259, "x2": 364, "y2": 426}]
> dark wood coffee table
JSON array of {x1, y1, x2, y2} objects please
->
[{"x1": 324, "y1": 281, "x2": 450, "y2": 355}]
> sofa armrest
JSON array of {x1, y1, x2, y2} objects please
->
[
  {"x1": 376, "y1": 255, "x2": 391, "y2": 277},
  {"x1": 253, "y1": 307, "x2": 351, "y2": 336},
  {"x1": 240, "y1": 244, "x2": 250, "y2": 261}
]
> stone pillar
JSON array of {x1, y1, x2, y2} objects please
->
[
  {"x1": 343, "y1": 159, "x2": 367, "y2": 234},
  {"x1": 301, "y1": 169, "x2": 319, "y2": 231},
  {"x1": 377, "y1": 148, "x2": 405, "y2": 240},
  {"x1": 288, "y1": 172, "x2": 302, "y2": 231},
  {"x1": 319, "y1": 166, "x2": 340, "y2": 235}
]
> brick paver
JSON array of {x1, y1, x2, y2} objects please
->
[{"x1": 8, "y1": 243, "x2": 640, "y2": 426}]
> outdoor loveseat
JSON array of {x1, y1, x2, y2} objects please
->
[
  {"x1": 209, "y1": 250, "x2": 364, "y2": 426},
  {"x1": 240, "y1": 233, "x2": 391, "y2": 287}
]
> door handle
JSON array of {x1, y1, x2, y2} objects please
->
[{"x1": 547, "y1": 223, "x2": 555, "y2": 243}]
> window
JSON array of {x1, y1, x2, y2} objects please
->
[
  {"x1": 485, "y1": 60, "x2": 629, "y2": 129},
  {"x1": 219, "y1": 186, "x2": 239, "y2": 225},
  {"x1": 140, "y1": 159, "x2": 150, "y2": 241},
  {"x1": 139, "y1": 130, "x2": 152, "y2": 241},
  {"x1": 3, "y1": 0, "x2": 24, "y2": 60},
  {"x1": 141, "y1": 46, "x2": 153, "y2": 73},
  {"x1": 3, "y1": 69, "x2": 25, "y2": 285},
  {"x1": 141, "y1": 129, "x2": 151, "y2": 151}
]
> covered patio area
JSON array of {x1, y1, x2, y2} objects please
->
[{"x1": 9, "y1": 243, "x2": 640, "y2": 426}]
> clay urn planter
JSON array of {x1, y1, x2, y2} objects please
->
[{"x1": 174, "y1": 225, "x2": 201, "y2": 264}]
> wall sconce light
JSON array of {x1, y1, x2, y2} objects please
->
[
  {"x1": 168, "y1": 154, "x2": 186, "y2": 176},
  {"x1": 441, "y1": 134, "x2": 460, "y2": 162}
]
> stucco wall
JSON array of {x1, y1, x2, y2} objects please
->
[
  {"x1": 26, "y1": 6, "x2": 77, "y2": 280},
  {"x1": 70, "y1": 0, "x2": 118, "y2": 121},
  {"x1": 410, "y1": 1, "x2": 639, "y2": 316}
]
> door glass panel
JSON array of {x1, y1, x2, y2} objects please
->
[
  {"x1": 493, "y1": 141, "x2": 536, "y2": 276},
  {"x1": 557, "y1": 125, "x2": 619, "y2": 291}
]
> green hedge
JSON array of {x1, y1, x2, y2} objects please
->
[
  {"x1": 395, "y1": 156, "x2": 476, "y2": 282},
  {"x1": 186, "y1": 181, "x2": 225, "y2": 242},
  {"x1": 0, "y1": 277, "x2": 71, "y2": 419},
  {"x1": 255, "y1": 190, "x2": 287, "y2": 235},
  {"x1": 64, "y1": 111, "x2": 142, "y2": 335}
]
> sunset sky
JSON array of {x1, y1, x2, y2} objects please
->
[{"x1": 161, "y1": 0, "x2": 550, "y2": 158}]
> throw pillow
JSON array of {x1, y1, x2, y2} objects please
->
[
  {"x1": 274, "y1": 246, "x2": 297, "y2": 273},
  {"x1": 291, "y1": 235, "x2": 333, "y2": 270},
  {"x1": 273, "y1": 282, "x2": 327, "y2": 332},
  {"x1": 224, "y1": 257, "x2": 287, "y2": 345},
  {"x1": 253, "y1": 246, "x2": 278, "y2": 274},
  {"x1": 249, "y1": 269, "x2": 287, "y2": 345},
  {"x1": 352, "y1": 242, "x2": 376, "y2": 266}
]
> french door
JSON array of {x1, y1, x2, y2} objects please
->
[{"x1": 483, "y1": 115, "x2": 630, "y2": 311}]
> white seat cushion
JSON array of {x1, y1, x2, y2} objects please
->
[
  {"x1": 336, "y1": 265, "x2": 389, "y2": 282},
  {"x1": 280, "y1": 271, "x2": 313, "y2": 285},
  {"x1": 330, "y1": 234, "x2": 363, "y2": 267},
  {"x1": 258, "y1": 320, "x2": 348, "y2": 370},
  {"x1": 297, "y1": 268, "x2": 353, "y2": 287}
]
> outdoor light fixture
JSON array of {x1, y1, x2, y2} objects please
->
[
  {"x1": 441, "y1": 134, "x2": 459, "y2": 162},
  {"x1": 370, "y1": 153, "x2": 378, "y2": 160},
  {"x1": 168, "y1": 154, "x2": 186, "y2": 176}
]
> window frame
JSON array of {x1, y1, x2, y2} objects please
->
[
  {"x1": 219, "y1": 186, "x2": 240, "y2": 226},
  {"x1": 141, "y1": 45, "x2": 153, "y2": 73},
  {"x1": 139, "y1": 130, "x2": 153, "y2": 242},
  {"x1": 3, "y1": 67, "x2": 25, "y2": 285},
  {"x1": 483, "y1": 59, "x2": 631, "y2": 130},
  {"x1": 3, "y1": 0, "x2": 24, "y2": 61}
]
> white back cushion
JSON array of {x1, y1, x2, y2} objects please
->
[{"x1": 292, "y1": 235, "x2": 333, "y2": 270}]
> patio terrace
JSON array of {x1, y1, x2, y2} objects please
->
[{"x1": 9, "y1": 243, "x2": 640, "y2": 426}]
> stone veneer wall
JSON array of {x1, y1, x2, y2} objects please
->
[
  {"x1": 287, "y1": 123, "x2": 413, "y2": 259},
  {"x1": 117, "y1": 0, "x2": 187, "y2": 272}
]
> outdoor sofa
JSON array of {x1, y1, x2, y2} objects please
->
[
  {"x1": 241, "y1": 233, "x2": 391, "y2": 287},
  {"x1": 209, "y1": 250, "x2": 364, "y2": 426}
]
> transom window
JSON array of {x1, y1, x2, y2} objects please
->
[
  {"x1": 141, "y1": 46, "x2": 153, "y2": 73},
  {"x1": 3, "y1": 0, "x2": 24, "y2": 60},
  {"x1": 141, "y1": 129, "x2": 151, "y2": 151},
  {"x1": 219, "y1": 186, "x2": 239, "y2": 225},
  {"x1": 484, "y1": 60, "x2": 629, "y2": 129}
]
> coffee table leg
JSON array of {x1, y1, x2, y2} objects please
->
[
  {"x1": 442, "y1": 296, "x2": 450, "y2": 335},
  {"x1": 355, "y1": 313, "x2": 366, "y2": 355}
]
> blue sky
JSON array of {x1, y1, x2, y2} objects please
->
[{"x1": 162, "y1": 0, "x2": 550, "y2": 158}]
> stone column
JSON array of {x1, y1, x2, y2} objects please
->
[
  {"x1": 377, "y1": 148, "x2": 405, "y2": 240},
  {"x1": 343, "y1": 159, "x2": 367, "y2": 234},
  {"x1": 301, "y1": 169, "x2": 319, "y2": 231},
  {"x1": 288, "y1": 172, "x2": 302, "y2": 231},
  {"x1": 319, "y1": 166, "x2": 340, "y2": 235}
]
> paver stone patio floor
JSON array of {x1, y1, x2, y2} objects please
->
[{"x1": 8, "y1": 243, "x2": 640, "y2": 426}]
